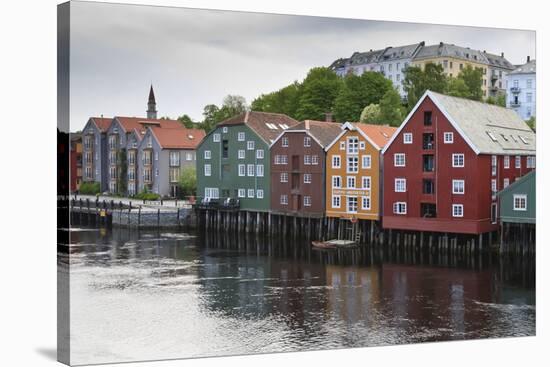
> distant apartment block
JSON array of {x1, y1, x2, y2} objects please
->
[{"x1": 505, "y1": 58, "x2": 536, "y2": 120}]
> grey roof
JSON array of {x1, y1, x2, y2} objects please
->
[
  {"x1": 509, "y1": 60, "x2": 536, "y2": 75},
  {"x1": 414, "y1": 43, "x2": 489, "y2": 64},
  {"x1": 483, "y1": 52, "x2": 515, "y2": 70},
  {"x1": 429, "y1": 91, "x2": 535, "y2": 155},
  {"x1": 380, "y1": 42, "x2": 424, "y2": 61},
  {"x1": 329, "y1": 58, "x2": 349, "y2": 70},
  {"x1": 287, "y1": 120, "x2": 343, "y2": 148},
  {"x1": 349, "y1": 49, "x2": 385, "y2": 65}
]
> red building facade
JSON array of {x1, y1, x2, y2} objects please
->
[
  {"x1": 382, "y1": 91, "x2": 535, "y2": 234},
  {"x1": 270, "y1": 120, "x2": 342, "y2": 217}
]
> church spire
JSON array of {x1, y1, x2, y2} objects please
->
[{"x1": 147, "y1": 84, "x2": 157, "y2": 119}]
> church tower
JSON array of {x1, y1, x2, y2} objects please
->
[{"x1": 147, "y1": 85, "x2": 157, "y2": 119}]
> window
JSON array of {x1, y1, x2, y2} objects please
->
[
  {"x1": 504, "y1": 155, "x2": 510, "y2": 169},
  {"x1": 424, "y1": 111, "x2": 432, "y2": 126},
  {"x1": 311, "y1": 155, "x2": 319, "y2": 165},
  {"x1": 204, "y1": 164, "x2": 211, "y2": 176},
  {"x1": 238, "y1": 132, "x2": 245, "y2": 141},
  {"x1": 222, "y1": 127, "x2": 228, "y2": 133},
  {"x1": 526, "y1": 156, "x2": 535, "y2": 168},
  {"x1": 443, "y1": 132, "x2": 453, "y2": 144},
  {"x1": 257, "y1": 189, "x2": 264, "y2": 199},
  {"x1": 154, "y1": 151, "x2": 158, "y2": 161},
  {"x1": 362, "y1": 176, "x2": 371, "y2": 189},
  {"x1": 359, "y1": 141, "x2": 366, "y2": 150},
  {"x1": 526, "y1": 93, "x2": 532, "y2": 103},
  {"x1": 395, "y1": 178, "x2": 406, "y2": 192},
  {"x1": 526, "y1": 79, "x2": 532, "y2": 89},
  {"x1": 452, "y1": 204, "x2": 464, "y2": 217},
  {"x1": 282, "y1": 137, "x2": 289, "y2": 147},
  {"x1": 347, "y1": 197, "x2": 358, "y2": 213},
  {"x1": 361, "y1": 155, "x2": 371, "y2": 169},
  {"x1": 274, "y1": 155, "x2": 288, "y2": 165},
  {"x1": 304, "y1": 196, "x2": 312, "y2": 207},
  {"x1": 247, "y1": 141, "x2": 255, "y2": 150},
  {"x1": 213, "y1": 133, "x2": 220, "y2": 142},
  {"x1": 515, "y1": 156, "x2": 521, "y2": 169},
  {"x1": 423, "y1": 133, "x2": 435, "y2": 149},
  {"x1": 394, "y1": 153, "x2": 405, "y2": 167},
  {"x1": 169, "y1": 151, "x2": 180, "y2": 166},
  {"x1": 332, "y1": 195, "x2": 341, "y2": 208},
  {"x1": 423, "y1": 179, "x2": 434, "y2": 194},
  {"x1": 452, "y1": 179, "x2": 465, "y2": 194},
  {"x1": 347, "y1": 176, "x2": 356, "y2": 189},
  {"x1": 347, "y1": 137, "x2": 359, "y2": 154},
  {"x1": 238, "y1": 189, "x2": 246, "y2": 198},
  {"x1": 304, "y1": 136, "x2": 311, "y2": 147},
  {"x1": 204, "y1": 150, "x2": 211, "y2": 160},
  {"x1": 280, "y1": 195, "x2": 288, "y2": 205},
  {"x1": 256, "y1": 149, "x2": 264, "y2": 159},
  {"x1": 332, "y1": 155, "x2": 341, "y2": 168},
  {"x1": 238, "y1": 164, "x2": 245, "y2": 176},
  {"x1": 247, "y1": 164, "x2": 255, "y2": 177},
  {"x1": 280, "y1": 172, "x2": 288, "y2": 182},
  {"x1": 248, "y1": 189, "x2": 255, "y2": 198},
  {"x1": 304, "y1": 174, "x2": 312, "y2": 183},
  {"x1": 491, "y1": 179, "x2": 497, "y2": 199},
  {"x1": 347, "y1": 156, "x2": 359, "y2": 173},
  {"x1": 304, "y1": 155, "x2": 312, "y2": 165},
  {"x1": 204, "y1": 188, "x2": 219, "y2": 199},
  {"x1": 256, "y1": 164, "x2": 264, "y2": 177},
  {"x1": 513, "y1": 194, "x2": 527, "y2": 211},
  {"x1": 403, "y1": 133, "x2": 413, "y2": 144},
  {"x1": 423, "y1": 155, "x2": 434, "y2": 172},
  {"x1": 332, "y1": 176, "x2": 341, "y2": 188},
  {"x1": 362, "y1": 196, "x2": 371, "y2": 210},
  {"x1": 393, "y1": 202, "x2": 407, "y2": 214},
  {"x1": 452, "y1": 154, "x2": 464, "y2": 167},
  {"x1": 487, "y1": 131, "x2": 498, "y2": 142},
  {"x1": 491, "y1": 155, "x2": 497, "y2": 176},
  {"x1": 169, "y1": 168, "x2": 180, "y2": 182},
  {"x1": 339, "y1": 141, "x2": 345, "y2": 151},
  {"x1": 503, "y1": 178, "x2": 510, "y2": 188}
]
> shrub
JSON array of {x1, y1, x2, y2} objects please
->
[
  {"x1": 79, "y1": 182, "x2": 100, "y2": 195},
  {"x1": 135, "y1": 190, "x2": 160, "y2": 201}
]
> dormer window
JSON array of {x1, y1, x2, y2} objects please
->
[{"x1": 486, "y1": 131, "x2": 497, "y2": 142}]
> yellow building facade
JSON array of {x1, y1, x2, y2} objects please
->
[{"x1": 325, "y1": 122, "x2": 396, "y2": 221}]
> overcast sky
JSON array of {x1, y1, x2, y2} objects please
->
[{"x1": 69, "y1": 1, "x2": 535, "y2": 131}]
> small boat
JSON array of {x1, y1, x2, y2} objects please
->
[
  {"x1": 311, "y1": 240, "x2": 337, "y2": 249},
  {"x1": 312, "y1": 239, "x2": 358, "y2": 250}
]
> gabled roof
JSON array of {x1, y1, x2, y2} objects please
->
[
  {"x1": 509, "y1": 60, "x2": 536, "y2": 75},
  {"x1": 380, "y1": 42, "x2": 424, "y2": 62},
  {"x1": 218, "y1": 111, "x2": 300, "y2": 144},
  {"x1": 349, "y1": 49, "x2": 386, "y2": 65},
  {"x1": 114, "y1": 116, "x2": 183, "y2": 133},
  {"x1": 89, "y1": 117, "x2": 113, "y2": 132},
  {"x1": 325, "y1": 122, "x2": 397, "y2": 151},
  {"x1": 497, "y1": 170, "x2": 535, "y2": 197},
  {"x1": 148, "y1": 126, "x2": 206, "y2": 150},
  {"x1": 271, "y1": 120, "x2": 342, "y2": 148},
  {"x1": 382, "y1": 90, "x2": 536, "y2": 155}
]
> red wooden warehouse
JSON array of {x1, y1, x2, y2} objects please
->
[{"x1": 382, "y1": 91, "x2": 535, "y2": 235}]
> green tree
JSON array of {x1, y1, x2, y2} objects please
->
[
  {"x1": 360, "y1": 104, "x2": 381, "y2": 124},
  {"x1": 403, "y1": 63, "x2": 447, "y2": 109},
  {"x1": 457, "y1": 65, "x2": 484, "y2": 101},
  {"x1": 378, "y1": 88, "x2": 406, "y2": 126},
  {"x1": 526, "y1": 116, "x2": 536, "y2": 131},
  {"x1": 333, "y1": 71, "x2": 393, "y2": 122},
  {"x1": 177, "y1": 114, "x2": 195, "y2": 128},
  {"x1": 295, "y1": 67, "x2": 343, "y2": 121},
  {"x1": 447, "y1": 77, "x2": 470, "y2": 98},
  {"x1": 251, "y1": 82, "x2": 302, "y2": 118},
  {"x1": 198, "y1": 95, "x2": 248, "y2": 133},
  {"x1": 178, "y1": 166, "x2": 197, "y2": 197}
]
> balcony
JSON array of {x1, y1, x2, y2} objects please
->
[
  {"x1": 510, "y1": 87, "x2": 521, "y2": 94},
  {"x1": 490, "y1": 73, "x2": 498, "y2": 81},
  {"x1": 422, "y1": 133, "x2": 435, "y2": 150},
  {"x1": 510, "y1": 101, "x2": 521, "y2": 107}
]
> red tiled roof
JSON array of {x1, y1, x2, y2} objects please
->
[
  {"x1": 354, "y1": 123, "x2": 397, "y2": 149},
  {"x1": 150, "y1": 126, "x2": 206, "y2": 149},
  {"x1": 114, "y1": 116, "x2": 184, "y2": 133},
  {"x1": 90, "y1": 117, "x2": 113, "y2": 132},
  {"x1": 218, "y1": 111, "x2": 300, "y2": 143}
]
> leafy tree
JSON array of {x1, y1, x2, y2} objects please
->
[
  {"x1": 378, "y1": 88, "x2": 406, "y2": 126},
  {"x1": 360, "y1": 104, "x2": 381, "y2": 124},
  {"x1": 295, "y1": 67, "x2": 343, "y2": 121},
  {"x1": 403, "y1": 63, "x2": 447, "y2": 109},
  {"x1": 495, "y1": 94, "x2": 506, "y2": 107},
  {"x1": 201, "y1": 104, "x2": 221, "y2": 133},
  {"x1": 333, "y1": 71, "x2": 393, "y2": 122},
  {"x1": 198, "y1": 95, "x2": 248, "y2": 133},
  {"x1": 457, "y1": 65, "x2": 484, "y2": 101},
  {"x1": 447, "y1": 77, "x2": 470, "y2": 98},
  {"x1": 526, "y1": 116, "x2": 536, "y2": 131},
  {"x1": 178, "y1": 166, "x2": 197, "y2": 197},
  {"x1": 177, "y1": 114, "x2": 195, "y2": 128},
  {"x1": 251, "y1": 82, "x2": 301, "y2": 118}
]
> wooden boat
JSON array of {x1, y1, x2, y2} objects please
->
[
  {"x1": 311, "y1": 240, "x2": 337, "y2": 249},
  {"x1": 312, "y1": 239, "x2": 357, "y2": 250}
]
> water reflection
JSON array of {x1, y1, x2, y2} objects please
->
[{"x1": 63, "y1": 227, "x2": 535, "y2": 365}]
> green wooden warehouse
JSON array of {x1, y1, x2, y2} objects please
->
[
  {"x1": 196, "y1": 111, "x2": 299, "y2": 212},
  {"x1": 497, "y1": 170, "x2": 535, "y2": 254}
]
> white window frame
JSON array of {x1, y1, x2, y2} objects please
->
[
  {"x1": 513, "y1": 194, "x2": 527, "y2": 211},
  {"x1": 339, "y1": 141, "x2": 345, "y2": 151},
  {"x1": 304, "y1": 196, "x2": 312, "y2": 207},
  {"x1": 256, "y1": 189, "x2": 264, "y2": 199},
  {"x1": 361, "y1": 155, "x2": 371, "y2": 169},
  {"x1": 362, "y1": 196, "x2": 371, "y2": 210},
  {"x1": 503, "y1": 178, "x2": 510, "y2": 188},
  {"x1": 515, "y1": 156, "x2": 521, "y2": 169},
  {"x1": 237, "y1": 132, "x2": 245, "y2": 141},
  {"x1": 204, "y1": 150, "x2": 211, "y2": 160},
  {"x1": 247, "y1": 141, "x2": 255, "y2": 150},
  {"x1": 280, "y1": 172, "x2": 288, "y2": 183},
  {"x1": 362, "y1": 176, "x2": 371, "y2": 189},
  {"x1": 256, "y1": 164, "x2": 264, "y2": 177},
  {"x1": 304, "y1": 155, "x2": 312, "y2": 165},
  {"x1": 311, "y1": 155, "x2": 319, "y2": 165},
  {"x1": 394, "y1": 153, "x2": 406, "y2": 167},
  {"x1": 222, "y1": 127, "x2": 228, "y2": 133},
  {"x1": 238, "y1": 150, "x2": 245, "y2": 159},
  {"x1": 444, "y1": 132, "x2": 454, "y2": 144},
  {"x1": 304, "y1": 136, "x2": 311, "y2": 147},
  {"x1": 332, "y1": 176, "x2": 341, "y2": 188},
  {"x1": 332, "y1": 195, "x2": 341, "y2": 208},
  {"x1": 395, "y1": 178, "x2": 406, "y2": 192},
  {"x1": 359, "y1": 141, "x2": 366, "y2": 150},
  {"x1": 204, "y1": 164, "x2": 211, "y2": 177},
  {"x1": 452, "y1": 153, "x2": 464, "y2": 168},
  {"x1": 247, "y1": 164, "x2": 255, "y2": 177},
  {"x1": 393, "y1": 202, "x2": 407, "y2": 215},
  {"x1": 347, "y1": 137, "x2": 359, "y2": 154},
  {"x1": 504, "y1": 155, "x2": 510, "y2": 169},
  {"x1": 452, "y1": 179, "x2": 465, "y2": 194},
  {"x1": 332, "y1": 155, "x2": 341, "y2": 169},
  {"x1": 304, "y1": 173, "x2": 312, "y2": 184},
  {"x1": 238, "y1": 189, "x2": 246, "y2": 198},
  {"x1": 280, "y1": 194, "x2": 288, "y2": 205},
  {"x1": 213, "y1": 133, "x2": 221, "y2": 142},
  {"x1": 403, "y1": 133, "x2": 413, "y2": 144},
  {"x1": 247, "y1": 189, "x2": 255, "y2": 198},
  {"x1": 452, "y1": 204, "x2": 464, "y2": 217},
  {"x1": 282, "y1": 136, "x2": 289, "y2": 147},
  {"x1": 347, "y1": 176, "x2": 356, "y2": 189},
  {"x1": 238, "y1": 164, "x2": 245, "y2": 177},
  {"x1": 347, "y1": 196, "x2": 358, "y2": 213},
  {"x1": 256, "y1": 149, "x2": 264, "y2": 159},
  {"x1": 347, "y1": 156, "x2": 359, "y2": 173}
]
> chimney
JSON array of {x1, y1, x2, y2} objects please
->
[
  {"x1": 439, "y1": 41, "x2": 443, "y2": 46},
  {"x1": 527, "y1": 55, "x2": 531, "y2": 62},
  {"x1": 483, "y1": 50, "x2": 486, "y2": 53},
  {"x1": 305, "y1": 120, "x2": 310, "y2": 130},
  {"x1": 325, "y1": 112, "x2": 333, "y2": 122},
  {"x1": 501, "y1": 52, "x2": 504, "y2": 57}
]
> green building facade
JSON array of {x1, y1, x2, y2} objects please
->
[
  {"x1": 196, "y1": 111, "x2": 299, "y2": 212},
  {"x1": 498, "y1": 170, "x2": 535, "y2": 224}
]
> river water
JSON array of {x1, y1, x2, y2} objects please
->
[{"x1": 61, "y1": 227, "x2": 535, "y2": 365}]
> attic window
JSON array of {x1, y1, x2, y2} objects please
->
[
  {"x1": 188, "y1": 135, "x2": 194, "y2": 139},
  {"x1": 266, "y1": 123, "x2": 278, "y2": 130},
  {"x1": 519, "y1": 136, "x2": 529, "y2": 144},
  {"x1": 500, "y1": 134, "x2": 508, "y2": 141},
  {"x1": 382, "y1": 132, "x2": 389, "y2": 138},
  {"x1": 486, "y1": 131, "x2": 498, "y2": 142},
  {"x1": 280, "y1": 124, "x2": 289, "y2": 129}
]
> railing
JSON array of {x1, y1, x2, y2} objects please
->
[
  {"x1": 194, "y1": 197, "x2": 240, "y2": 210},
  {"x1": 510, "y1": 87, "x2": 521, "y2": 94}
]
